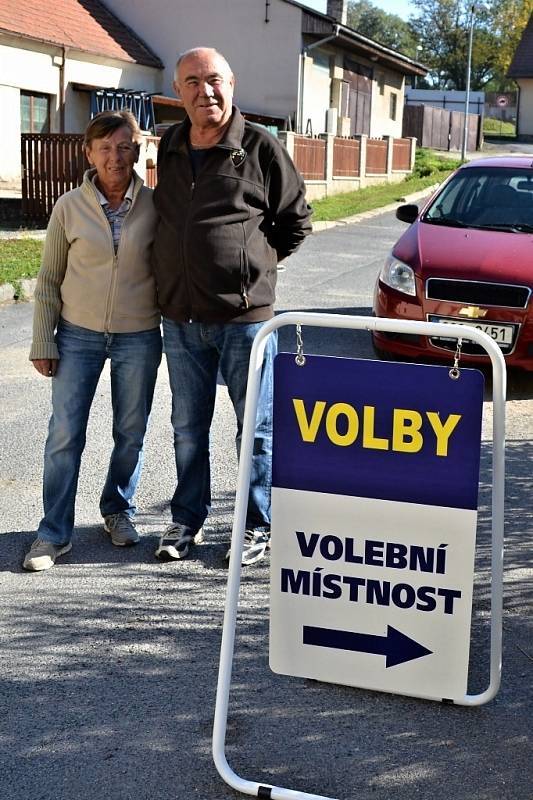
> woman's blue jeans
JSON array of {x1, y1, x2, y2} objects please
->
[
  {"x1": 37, "y1": 319, "x2": 162, "y2": 545},
  {"x1": 162, "y1": 318, "x2": 277, "y2": 532}
]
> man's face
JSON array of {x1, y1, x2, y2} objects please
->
[{"x1": 174, "y1": 49, "x2": 235, "y2": 131}]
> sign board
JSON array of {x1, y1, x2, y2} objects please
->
[{"x1": 270, "y1": 354, "x2": 484, "y2": 701}]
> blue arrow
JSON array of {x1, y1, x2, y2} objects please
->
[{"x1": 303, "y1": 624, "x2": 432, "y2": 668}]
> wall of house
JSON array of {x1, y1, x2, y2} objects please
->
[
  {"x1": 0, "y1": 36, "x2": 161, "y2": 188},
  {"x1": 370, "y1": 67, "x2": 404, "y2": 138},
  {"x1": 0, "y1": 85, "x2": 22, "y2": 186},
  {"x1": 0, "y1": 39, "x2": 60, "y2": 186},
  {"x1": 517, "y1": 79, "x2": 533, "y2": 137},
  {"x1": 102, "y1": 0, "x2": 302, "y2": 120},
  {"x1": 300, "y1": 51, "x2": 332, "y2": 136},
  {"x1": 64, "y1": 54, "x2": 161, "y2": 133}
]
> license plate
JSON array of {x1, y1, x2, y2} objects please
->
[{"x1": 428, "y1": 316, "x2": 515, "y2": 345}]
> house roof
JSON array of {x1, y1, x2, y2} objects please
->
[
  {"x1": 508, "y1": 13, "x2": 533, "y2": 78},
  {"x1": 0, "y1": 0, "x2": 163, "y2": 69},
  {"x1": 283, "y1": 0, "x2": 427, "y2": 77}
]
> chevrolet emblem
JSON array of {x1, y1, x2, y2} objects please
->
[{"x1": 458, "y1": 306, "x2": 488, "y2": 319}]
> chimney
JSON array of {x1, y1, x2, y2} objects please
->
[{"x1": 327, "y1": 0, "x2": 347, "y2": 25}]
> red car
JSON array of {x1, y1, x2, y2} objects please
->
[{"x1": 373, "y1": 156, "x2": 533, "y2": 370}]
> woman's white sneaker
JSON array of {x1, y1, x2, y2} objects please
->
[{"x1": 23, "y1": 538, "x2": 72, "y2": 571}]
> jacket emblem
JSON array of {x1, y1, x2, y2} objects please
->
[{"x1": 230, "y1": 148, "x2": 247, "y2": 167}]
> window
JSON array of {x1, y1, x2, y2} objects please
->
[
  {"x1": 377, "y1": 73, "x2": 385, "y2": 96},
  {"x1": 389, "y1": 92, "x2": 397, "y2": 121},
  {"x1": 20, "y1": 92, "x2": 50, "y2": 133}
]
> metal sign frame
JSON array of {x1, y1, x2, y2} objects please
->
[{"x1": 213, "y1": 312, "x2": 506, "y2": 800}]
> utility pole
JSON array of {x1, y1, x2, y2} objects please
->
[{"x1": 461, "y1": 4, "x2": 476, "y2": 161}]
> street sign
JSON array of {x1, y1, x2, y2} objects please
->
[
  {"x1": 214, "y1": 312, "x2": 505, "y2": 800},
  {"x1": 270, "y1": 354, "x2": 484, "y2": 701}
]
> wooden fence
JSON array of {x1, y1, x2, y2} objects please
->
[
  {"x1": 392, "y1": 137, "x2": 412, "y2": 171},
  {"x1": 144, "y1": 135, "x2": 159, "y2": 190},
  {"x1": 290, "y1": 134, "x2": 413, "y2": 181},
  {"x1": 21, "y1": 134, "x2": 87, "y2": 220},
  {"x1": 20, "y1": 131, "x2": 414, "y2": 220},
  {"x1": 365, "y1": 138, "x2": 388, "y2": 174},
  {"x1": 292, "y1": 136, "x2": 326, "y2": 180},
  {"x1": 332, "y1": 138, "x2": 360, "y2": 178},
  {"x1": 403, "y1": 104, "x2": 482, "y2": 152}
]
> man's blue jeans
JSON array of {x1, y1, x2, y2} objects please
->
[
  {"x1": 162, "y1": 318, "x2": 277, "y2": 532},
  {"x1": 37, "y1": 319, "x2": 162, "y2": 545}
]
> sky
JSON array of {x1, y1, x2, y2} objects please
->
[{"x1": 302, "y1": 0, "x2": 417, "y2": 19}]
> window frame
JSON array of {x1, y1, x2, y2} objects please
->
[{"x1": 20, "y1": 91, "x2": 50, "y2": 134}]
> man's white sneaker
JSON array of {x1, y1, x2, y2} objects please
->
[
  {"x1": 103, "y1": 513, "x2": 140, "y2": 546},
  {"x1": 23, "y1": 538, "x2": 72, "y2": 571},
  {"x1": 225, "y1": 530, "x2": 271, "y2": 566},
  {"x1": 155, "y1": 523, "x2": 204, "y2": 561}
]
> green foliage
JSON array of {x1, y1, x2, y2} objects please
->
[
  {"x1": 410, "y1": 0, "x2": 532, "y2": 91},
  {"x1": 411, "y1": 148, "x2": 462, "y2": 177},
  {"x1": 491, "y1": 0, "x2": 533, "y2": 84},
  {"x1": 410, "y1": 0, "x2": 494, "y2": 89},
  {"x1": 347, "y1": 0, "x2": 418, "y2": 54},
  {"x1": 0, "y1": 238, "x2": 43, "y2": 286},
  {"x1": 345, "y1": 0, "x2": 531, "y2": 93}
]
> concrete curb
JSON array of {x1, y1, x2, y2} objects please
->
[
  {"x1": 311, "y1": 184, "x2": 439, "y2": 233},
  {"x1": 0, "y1": 278, "x2": 37, "y2": 304}
]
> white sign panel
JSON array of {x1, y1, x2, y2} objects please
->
[{"x1": 269, "y1": 355, "x2": 484, "y2": 702}]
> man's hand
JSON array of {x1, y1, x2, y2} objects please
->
[{"x1": 32, "y1": 359, "x2": 59, "y2": 377}]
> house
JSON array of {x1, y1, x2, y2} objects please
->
[
  {"x1": 507, "y1": 12, "x2": 533, "y2": 140},
  {"x1": 101, "y1": 0, "x2": 427, "y2": 138},
  {"x1": 0, "y1": 0, "x2": 426, "y2": 197},
  {"x1": 0, "y1": 0, "x2": 164, "y2": 189}
]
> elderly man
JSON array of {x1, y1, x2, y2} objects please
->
[{"x1": 152, "y1": 47, "x2": 312, "y2": 565}]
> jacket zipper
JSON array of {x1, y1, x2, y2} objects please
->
[
  {"x1": 182, "y1": 177, "x2": 195, "y2": 321},
  {"x1": 101, "y1": 186, "x2": 136, "y2": 332}
]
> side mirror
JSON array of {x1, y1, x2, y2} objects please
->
[{"x1": 396, "y1": 204, "x2": 419, "y2": 224}]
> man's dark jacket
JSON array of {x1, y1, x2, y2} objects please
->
[{"x1": 152, "y1": 107, "x2": 312, "y2": 323}]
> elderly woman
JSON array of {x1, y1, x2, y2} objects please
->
[{"x1": 23, "y1": 110, "x2": 161, "y2": 571}]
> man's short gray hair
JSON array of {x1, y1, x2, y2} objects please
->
[{"x1": 174, "y1": 47, "x2": 233, "y2": 81}]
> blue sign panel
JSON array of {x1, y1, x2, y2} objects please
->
[{"x1": 272, "y1": 354, "x2": 484, "y2": 509}]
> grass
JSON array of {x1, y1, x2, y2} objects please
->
[
  {"x1": 483, "y1": 117, "x2": 516, "y2": 137},
  {"x1": 311, "y1": 148, "x2": 461, "y2": 221},
  {"x1": 0, "y1": 149, "x2": 461, "y2": 286},
  {"x1": 0, "y1": 238, "x2": 42, "y2": 291}
]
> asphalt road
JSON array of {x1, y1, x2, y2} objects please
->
[{"x1": 1, "y1": 208, "x2": 532, "y2": 800}]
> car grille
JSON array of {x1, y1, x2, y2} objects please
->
[{"x1": 426, "y1": 278, "x2": 530, "y2": 309}]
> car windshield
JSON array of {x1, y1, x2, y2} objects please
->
[{"x1": 423, "y1": 166, "x2": 533, "y2": 232}]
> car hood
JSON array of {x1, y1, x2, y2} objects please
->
[{"x1": 395, "y1": 221, "x2": 533, "y2": 286}]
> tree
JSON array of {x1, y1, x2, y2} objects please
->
[
  {"x1": 490, "y1": 0, "x2": 533, "y2": 89},
  {"x1": 347, "y1": 0, "x2": 418, "y2": 56},
  {"x1": 410, "y1": 0, "x2": 532, "y2": 91}
]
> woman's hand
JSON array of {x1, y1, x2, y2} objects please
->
[{"x1": 32, "y1": 359, "x2": 59, "y2": 377}]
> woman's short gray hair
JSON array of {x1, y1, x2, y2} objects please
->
[{"x1": 83, "y1": 110, "x2": 143, "y2": 149}]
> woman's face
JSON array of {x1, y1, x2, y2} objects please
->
[{"x1": 85, "y1": 125, "x2": 139, "y2": 194}]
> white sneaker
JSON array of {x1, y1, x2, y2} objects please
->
[
  {"x1": 103, "y1": 513, "x2": 139, "y2": 546},
  {"x1": 23, "y1": 538, "x2": 72, "y2": 571},
  {"x1": 225, "y1": 530, "x2": 271, "y2": 566},
  {"x1": 155, "y1": 524, "x2": 204, "y2": 561}
]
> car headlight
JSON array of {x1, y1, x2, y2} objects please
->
[{"x1": 379, "y1": 254, "x2": 416, "y2": 296}]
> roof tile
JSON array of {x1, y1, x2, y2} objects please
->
[{"x1": 0, "y1": 0, "x2": 163, "y2": 69}]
